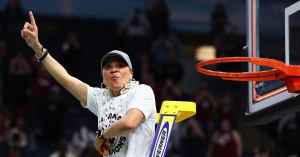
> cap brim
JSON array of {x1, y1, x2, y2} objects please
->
[{"x1": 101, "y1": 53, "x2": 128, "y2": 67}]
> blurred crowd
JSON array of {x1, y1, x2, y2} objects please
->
[{"x1": 0, "y1": 0, "x2": 300, "y2": 157}]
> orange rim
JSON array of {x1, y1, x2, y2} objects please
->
[{"x1": 196, "y1": 57, "x2": 287, "y2": 81}]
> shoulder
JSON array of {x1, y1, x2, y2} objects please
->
[
  {"x1": 232, "y1": 130, "x2": 241, "y2": 137},
  {"x1": 88, "y1": 86, "x2": 107, "y2": 97},
  {"x1": 135, "y1": 84, "x2": 154, "y2": 93},
  {"x1": 136, "y1": 84, "x2": 153, "y2": 89},
  {"x1": 131, "y1": 84, "x2": 155, "y2": 101},
  {"x1": 88, "y1": 86, "x2": 102, "y2": 92}
]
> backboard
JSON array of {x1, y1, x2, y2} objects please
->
[{"x1": 246, "y1": 0, "x2": 300, "y2": 124}]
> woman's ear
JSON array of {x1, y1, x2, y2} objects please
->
[{"x1": 131, "y1": 70, "x2": 134, "y2": 78}]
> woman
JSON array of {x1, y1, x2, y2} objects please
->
[
  {"x1": 206, "y1": 119, "x2": 242, "y2": 157},
  {"x1": 21, "y1": 11, "x2": 157, "y2": 157}
]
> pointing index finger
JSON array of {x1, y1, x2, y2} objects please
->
[{"x1": 29, "y1": 11, "x2": 36, "y2": 26}]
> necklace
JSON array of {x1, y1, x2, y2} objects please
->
[{"x1": 97, "y1": 80, "x2": 139, "y2": 131}]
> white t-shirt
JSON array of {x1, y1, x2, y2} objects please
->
[{"x1": 84, "y1": 83, "x2": 156, "y2": 157}]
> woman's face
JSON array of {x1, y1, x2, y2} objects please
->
[{"x1": 102, "y1": 57, "x2": 132, "y2": 94}]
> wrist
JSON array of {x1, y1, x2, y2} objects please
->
[
  {"x1": 96, "y1": 130, "x2": 104, "y2": 139},
  {"x1": 97, "y1": 129, "x2": 109, "y2": 139},
  {"x1": 33, "y1": 43, "x2": 43, "y2": 56},
  {"x1": 34, "y1": 46, "x2": 49, "y2": 62},
  {"x1": 103, "y1": 133, "x2": 108, "y2": 139}
]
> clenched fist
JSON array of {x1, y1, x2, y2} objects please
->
[{"x1": 94, "y1": 137, "x2": 110, "y2": 156}]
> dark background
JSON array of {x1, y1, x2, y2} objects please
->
[{"x1": 0, "y1": 0, "x2": 299, "y2": 157}]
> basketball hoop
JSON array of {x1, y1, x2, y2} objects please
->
[{"x1": 196, "y1": 57, "x2": 300, "y2": 93}]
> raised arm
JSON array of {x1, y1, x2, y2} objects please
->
[{"x1": 21, "y1": 11, "x2": 88, "y2": 106}]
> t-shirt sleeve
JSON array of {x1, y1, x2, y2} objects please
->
[
  {"x1": 83, "y1": 85, "x2": 100, "y2": 117},
  {"x1": 128, "y1": 84, "x2": 156, "y2": 120}
]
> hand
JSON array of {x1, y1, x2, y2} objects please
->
[
  {"x1": 94, "y1": 137, "x2": 110, "y2": 156},
  {"x1": 21, "y1": 11, "x2": 42, "y2": 54}
]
